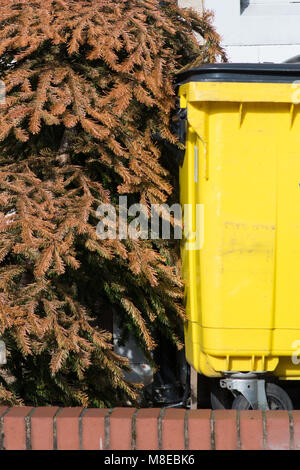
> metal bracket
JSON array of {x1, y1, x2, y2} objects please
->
[{"x1": 220, "y1": 373, "x2": 269, "y2": 410}]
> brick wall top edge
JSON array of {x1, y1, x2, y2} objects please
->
[{"x1": 0, "y1": 408, "x2": 298, "y2": 450}]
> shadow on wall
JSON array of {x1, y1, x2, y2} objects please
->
[{"x1": 240, "y1": 0, "x2": 250, "y2": 14}]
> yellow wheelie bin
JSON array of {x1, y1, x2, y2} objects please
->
[{"x1": 177, "y1": 64, "x2": 300, "y2": 409}]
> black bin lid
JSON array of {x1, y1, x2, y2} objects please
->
[{"x1": 176, "y1": 63, "x2": 300, "y2": 85}]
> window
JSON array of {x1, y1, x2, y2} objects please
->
[
  {"x1": 242, "y1": 0, "x2": 300, "y2": 4},
  {"x1": 241, "y1": 0, "x2": 300, "y2": 15}
]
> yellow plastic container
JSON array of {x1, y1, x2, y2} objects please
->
[{"x1": 178, "y1": 64, "x2": 300, "y2": 380}]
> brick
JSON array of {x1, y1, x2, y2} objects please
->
[
  {"x1": 82, "y1": 408, "x2": 108, "y2": 450},
  {"x1": 188, "y1": 409, "x2": 211, "y2": 450},
  {"x1": 135, "y1": 408, "x2": 160, "y2": 450},
  {"x1": 162, "y1": 409, "x2": 186, "y2": 450},
  {"x1": 31, "y1": 407, "x2": 59, "y2": 450},
  {"x1": 292, "y1": 411, "x2": 300, "y2": 450},
  {"x1": 56, "y1": 407, "x2": 83, "y2": 450},
  {"x1": 109, "y1": 408, "x2": 135, "y2": 450},
  {"x1": 265, "y1": 410, "x2": 291, "y2": 450},
  {"x1": 239, "y1": 410, "x2": 263, "y2": 450},
  {"x1": 214, "y1": 410, "x2": 238, "y2": 450},
  {"x1": 3, "y1": 407, "x2": 33, "y2": 450}
]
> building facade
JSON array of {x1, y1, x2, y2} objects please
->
[{"x1": 179, "y1": 0, "x2": 300, "y2": 63}]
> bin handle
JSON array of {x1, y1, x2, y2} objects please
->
[
  {"x1": 187, "y1": 110, "x2": 209, "y2": 180},
  {"x1": 196, "y1": 134, "x2": 208, "y2": 180}
]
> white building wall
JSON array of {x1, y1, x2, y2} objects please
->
[{"x1": 178, "y1": 0, "x2": 300, "y2": 63}]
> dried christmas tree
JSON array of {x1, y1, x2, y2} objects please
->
[{"x1": 0, "y1": 0, "x2": 226, "y2": 406}]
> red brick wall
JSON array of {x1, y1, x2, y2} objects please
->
[{"x1": 0, "y1": 407, "x2": 298, "y2": 450}]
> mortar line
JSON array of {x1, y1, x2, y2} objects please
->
[
  {"x1": 79, "y1": 408, "x2": 88, "y2": 451},
  {"x1": 158, "y1": 408, "x2": 166, "y2": 451},
  {"x1": 53, "y1": 407, "x2": 62, "y2": 450},
  {"x1": 262, "y1": 409, "x2": 267, "y2": 450},
  {"x1": 288, "y1": 410, "x2": 295, "y2": 450},
  {"x1": 236, "y1": 410, "x2": 241, "y2": 450},
  {"x1": 131, "y1": 409, "x2": 139, "y2": 450},
  {"x1": 104, "y1": 408, "x2": 113, "y2": 450},
  {"x1": 210, "y1": 410, "x2": 215, "y2": 450},
  {"x1": 184, "y1": 408, "x2": 189, "y2": 450},
  {"x1": 25, "y1": 407, "x2": 36, "y2": 450},
  {"x1": 0, "y1": 407, "x2": 10, "y2": 450}
]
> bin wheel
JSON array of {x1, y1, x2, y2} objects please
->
[
  {"x1": 210, "y1": 387, "x2": 233, "y2": 410},
  {"x1": 232, "y1": 383, "x2": 293, "y2": 410}
]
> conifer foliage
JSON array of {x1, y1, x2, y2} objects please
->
[{"x1": 0, "y1": 0, "x2": 226, "y2": 406}]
